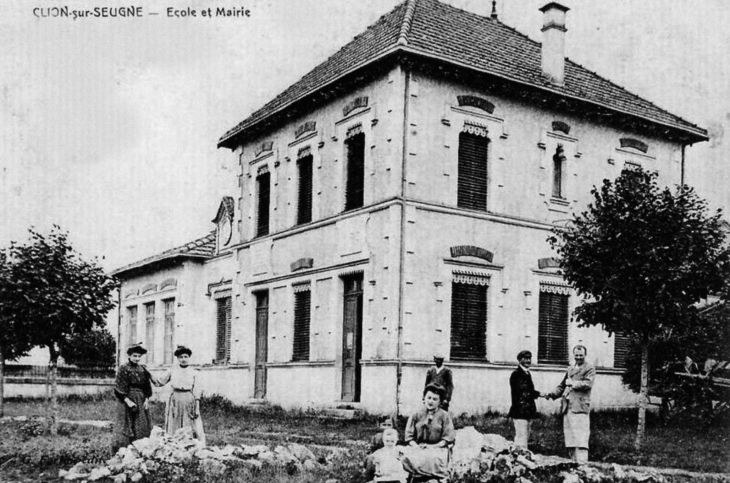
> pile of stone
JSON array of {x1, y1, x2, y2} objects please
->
[
  {"x1": 450, "y1": 427, "x2": 667, "y2": 483},
  {"x1": 58, "y1": 426, "x2": 324, "y2": 482}
]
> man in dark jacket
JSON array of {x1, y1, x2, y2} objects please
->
[
  {"x1": 508, "y1": 350, "x2": 542, "y2": 449},
  {"x1": 425, "y1": 352, "x2": 454, "y2": 411}
]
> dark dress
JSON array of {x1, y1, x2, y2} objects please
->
[
  {"x1": 508, "y1": 366, "x2": 540, "y2": 420},
  {"x1": 113, "y1": 362, "x2": 153, "y2": 453}
]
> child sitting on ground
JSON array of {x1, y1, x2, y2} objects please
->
[
  {"x1": 369, "y1": 416, "x2": 395, "y2": 453},
  {"x1": 367, "y1": 428, "x2": 408, "y2": 483}
]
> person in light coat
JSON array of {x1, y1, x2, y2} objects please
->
[{"x1": 546, "y1": 345, "x2": 595, "y2": 462}]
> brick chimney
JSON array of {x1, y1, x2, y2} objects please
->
[{"x1": 539, "y1": 2, "x2": 569, "y2": 85}]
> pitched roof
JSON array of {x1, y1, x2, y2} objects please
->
[
  {"x1": 218, "y1": 0, "x2": 707, "y2": 148},
  {"x1": 112, "y1": 232, "x2": 217, "y2": 277}
]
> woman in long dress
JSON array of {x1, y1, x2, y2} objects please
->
[
  {"x1": 154, "y1": 345, "x2": 205, "y2": 445},
  {"x1": 401, "y1": 384, "x2": 455, "y2": 481},
  {"x1": 113, "y1": 343, "x2": 154, "y2": 453}
]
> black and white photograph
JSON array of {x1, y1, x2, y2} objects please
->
[{"x1": 1, "y1": 0, "x2": 729, "y2": 481}]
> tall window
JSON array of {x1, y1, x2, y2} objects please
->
[
  {"x1": 344, "y1": 131, "x2": 365, "y2": 211},
  {"x1": 126, "y1": 306, "x2": 138, "y2": 349},
  {"x1": 297, "y1": 155, "x2": 313, "y2": 225},
  {"x1": 292, "y1": 286, "x2": 311, "y2": 361},
  {"x1": 457, "y1": 130, "x2": 488, "y2": 211},
  {"x1": 256, "y1": 169, "x2": 271, "y2": 237},
  {"x1": 538, "y1": 289, "x2": 569, "y2": 365},
  {"x1": 450, "y1": 274, "x2": 488, "y2": 360},
  {"x1": 552, "y1": 145, "x2": 565, "y2": 198},
  {"x1": 614, "y1": 331, "x2": 629, "y2": 369},
  {"x1": 163, "y1": 299, "x2": 175, "y2": 365},
  {"x1": 215, "y1": 296, "x2": 232, "y2": 364},
  {"x1": 144, "y1": 302, "x2": 155, "y2": 364}
]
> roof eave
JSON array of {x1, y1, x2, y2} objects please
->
[
  {"x1": 217, "y1": 44, "x2": 708, "y2": 150},
  {"x1": 111, "y1": 253, "x2": 210, "y2": 278},
  {"x1": 216, "y1": 45, "x2": 404, "y2": 150}
]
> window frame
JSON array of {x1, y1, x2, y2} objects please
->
[
  {"x1": 255, "y1": 168, "x2": 271, "y2": 237},
  {"x1": 449, "y1": 272, "x2": 490, "y2": 360},
  {"x1": 291, "y1": 285, "x2": 311, "y2": 362},
  {"x1": 457, "y1": 129, "x2": 490, "y2": 211},
  {"x1": 344, "y1": 129, "x2": 365, "y2": 212},
  {"x1": 296, "y1": 154, "x2": 314, "y2": 225},
  {"x1": 537, "y1": 288, "x2": 570, "y2": 365}
]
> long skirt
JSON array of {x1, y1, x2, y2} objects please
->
[
  {"x1": 165, "y1": 390, "x2": 206, "y2": 445},
  {"x1": 112, "y1": 388, "x2": 152, "y2": 453},
  {"x1": 563, "y1": 412, "x2": 590, "y2": 449},
  {"x1": 401, "y1": 446, "x2": 449, "y2": 479}
]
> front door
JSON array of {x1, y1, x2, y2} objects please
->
[
  {"x1": 254, "y1": 291, "x2": 269, "y2": 399},
  {"x1": 341, "y1": 275, "x2": 363, "y2": 402}
]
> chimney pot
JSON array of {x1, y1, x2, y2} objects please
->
[{"x1": 539, "y1": 2, "x2": 569, "y2": 85}]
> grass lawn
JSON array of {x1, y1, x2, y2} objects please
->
[{"x1": 1, "y1": 394, "x2": 728, "y2": 482}]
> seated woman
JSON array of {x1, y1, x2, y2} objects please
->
[
  {"x1": 154, "y1": 345, "x2": 206, "y2": 445},
  {"x1": 401, "y1": 384, "x2": 455, "y2": 482}
]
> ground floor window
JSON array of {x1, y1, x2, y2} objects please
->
[
  {"x1": 614, "y1": 331, "x2": 629, "y2": 369},
  {"x1": 144, "y1": 302, "x2": 155, "y2": 364},
  {"x1": 215, "y1": 296, "x2": 232, "y2": 364},
  {"x1": 538, "y1": 288, "x2": 569, "y2": 365},
  {"x1": 163, "y1": 299, "x2": 175, "y2": 365},
  {"x1": 450, "y1": 273, "x2": 489, "y2": 360},
  {"x1": 292, "y1": 284, "x2": 311, "y2": 362},
  {"x1": 126, "y1": 306, "x2": 138, "y2": 351}
]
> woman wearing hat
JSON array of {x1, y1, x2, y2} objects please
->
[
  {"x1": 154, "y1": 345, "x2": 206, "y2": 445},
  {"x1": 401, "y1": 383, "x2": 455, "y2": 481},
  {"x1": 112, "y1": 343, "x2": 155, "y2": 453}
]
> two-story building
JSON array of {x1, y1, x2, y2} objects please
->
[{"x1": 113, "y1": 0, "x2": 708, "y2": 415}]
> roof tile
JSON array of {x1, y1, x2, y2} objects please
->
[{"x1": 219, "y1": 0, "x2": 706, "y2": 147}]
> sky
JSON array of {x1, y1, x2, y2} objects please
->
[{"x1": 2, "y1": 0, "x2": 729, "y2": 272}]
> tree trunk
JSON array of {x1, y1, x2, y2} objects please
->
[
  {"x1": 0, "y1": 345, "x2": 5, "y2": 418},
  {"x1": 47, "y1": 345, "x2": 59, "y2": 435},
  {"x1": 634, "y1": 337, "x2": 650, "y2": 458}
]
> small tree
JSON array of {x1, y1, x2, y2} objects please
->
[
  {"x1": 61, "y1": 327, "x2": 116, "y2": 369},
  {"x1": 549, "y1": 168, "x2": 729, "y2": 453},
  {"x1": 5, "y1": 227, "x2": 118, "y2": 433},
  {"x1": 0, "y1": 252, "x2": 35, "y2": 417}
]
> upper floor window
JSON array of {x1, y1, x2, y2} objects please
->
[
  {"x1": 297, "y1": 155, "x2": 313, "y2": 225},
  {"x1": 538, "y1": 288, "x2": 569, "y2": 365},
  {"x1": 344, "y1": 130, "x2": 365, "y2": 211},
  {"x1": 457, "y1": 130, "x2": 488, "y2": 211},
  {"x1": 552, "y1": 145, "x2": 566, "y2": 199},
  {"x1": 256, "y1": 168, "x2": 271, "y2": 237}
]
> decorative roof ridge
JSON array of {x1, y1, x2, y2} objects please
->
[{"x1": 397, "y1": 0, "x2": 419, "y2": 46}]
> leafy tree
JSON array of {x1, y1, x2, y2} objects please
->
[
  {"x1": 3, "y1": 226, "x2": 119, "y2": 433},
  {"x1": 60, "y1": 327, "x2": 117, "y2": 369},
  {"x1": 549, "y1": 168, "x2": 729, "y2": 453},
  {"x1": 0, "y1": 251, "x2": 35, "y2": 417}
]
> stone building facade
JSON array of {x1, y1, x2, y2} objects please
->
[{"x1": 114, "y1": 0, "x2": 707, "y2": 415}]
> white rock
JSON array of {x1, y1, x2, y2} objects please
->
[
  {"x1": 88, "y1": 467, "x2": 111, "y2": 481},
  {"x1": 287, "y1": 443, "x2": 316, "y2": 462}
]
